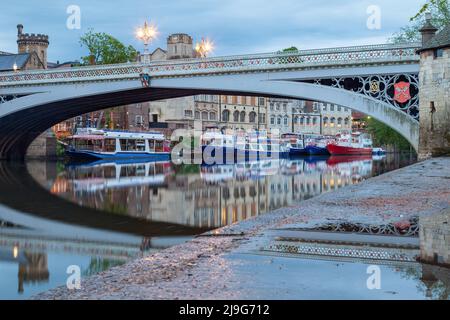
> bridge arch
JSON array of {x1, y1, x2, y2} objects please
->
[{"x1": 0, "y1": 73, "x2": 419, "y2": 159}]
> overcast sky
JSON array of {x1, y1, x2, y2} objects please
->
[{"x1": 0, "y1": 0, "x2": 425, "y2": 62}]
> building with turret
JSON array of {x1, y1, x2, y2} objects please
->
[
  {"x1": 16, "y1": 24, "x2": 49, "y2": 69},
  {"x1": 417, "y1": 15, "x2": 450, "y2": 158},
  {"x1": 0, "y1": 24, "x2": 49, "y2": 72}
]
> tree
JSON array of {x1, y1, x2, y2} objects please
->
[
  {"x1": 365, "y1": 117, "x2": 412, "y2": 151},
  {"x1": 282, "y1": 46, "x2": 299, "y2": 52},
  {"x1": 390, "y1": 0, "x2": 450, "y2": 43},
  {"x1": 79, "y1": 30, "x2": 137, "y2": 65}
]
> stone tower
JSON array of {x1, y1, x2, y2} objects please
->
[
  {"x1": 166, "y1": 33, "x2": 194, "y2": 60},
  {"x1": 17, "y1": 24, "x2": 49, "y2": 69},
  {"x1": 417, "y1": 15, "x2": 450, "y2": 159}
]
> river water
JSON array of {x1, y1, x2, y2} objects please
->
[{"x1": 0, "y1": 153, "x2": 420, "y2": 299}]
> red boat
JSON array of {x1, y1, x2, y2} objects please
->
[{"x1": 326, "y1": 132, "x2": 373, "y2": 155}]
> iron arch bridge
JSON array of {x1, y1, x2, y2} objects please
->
[{"x1": 0, "y1": 42, "x2": 421, "y2": 159}]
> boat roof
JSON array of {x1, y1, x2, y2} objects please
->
[{"x1": 73, "y1": 129, "x2": 165, "y2": 140}]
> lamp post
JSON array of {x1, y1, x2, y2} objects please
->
[
  {"x1": 135, "y1": 21, "x2": 158, "y2": 63},
  {"x1": 195, "y1": 38, "x2": 213, "y2": 58}
]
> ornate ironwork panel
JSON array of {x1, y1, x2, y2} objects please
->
[
  {"x1": 309, "y1": 73, "x2": 420, "y2": 119},
  {"x1": 0, "y1": 94, "x2": 20, "y2": 104}
]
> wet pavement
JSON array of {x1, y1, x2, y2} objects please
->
[{"x1": 34, "y1": 157, "x2": 450, "y2": 300}]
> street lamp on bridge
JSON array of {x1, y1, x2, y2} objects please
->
[
  {"x1": 195, "y1": 38, "x2": 214, "y2": 58},
  {"x1": 135, "y1": 21, "x2": 158, "y2": 63}
]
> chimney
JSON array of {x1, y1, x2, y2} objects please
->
[
  {"x1": 419, "y1": 13, "x2": 438, "y2": 47},
  {"x1": 17, "y1": 24, "x2": 23, "y2": 36}
]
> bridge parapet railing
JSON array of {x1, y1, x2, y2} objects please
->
[{"x1": 0, "y1": 43, "x2": 421, "y2": 87}]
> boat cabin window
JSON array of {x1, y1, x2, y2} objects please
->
[
  {"x1": 148, "y1": 139, "x2": 155, "y2": 151},
  {"x1": 73, "y1": 138, "x2": 102, "y2": 152},
  {"x1": 104, "y1": 138, "x2": 116, "y2": 152},
  {"x1": 119, "y1": 139, "x2": 145, "y2": 152},
  {"x1": 155, "y1": 140, "x2": 164, "y2": 152},
  {"x1": 135, "y1": 139, "x2": 146, "y2": 151}
]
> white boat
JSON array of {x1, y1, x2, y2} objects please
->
[{"x1": 66, "y1": 128, "x2": 171, "y2": 161}]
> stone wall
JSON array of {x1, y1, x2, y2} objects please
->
[
  {"x1": 418, "y1": 48, "x2": 450, "y2": 159},
  {"x1": 26, "y1": 131, "x2": 57, "y2": 159},
  {"x1": 420, "y1": 209, "x2": 450, "y2": 266}
]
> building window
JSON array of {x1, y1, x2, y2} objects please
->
[
  {"x1": 306, "y1": 117, "x2": 310, "y2": 125},
  {"x1": 209, "y1": 112, "x2": 216, "y2": 120},
  {"x1": 233, "y1": 111, "x2": 239, "y2": 122},
  {"x1": 337, "y1": 106, "x2": 341, "y2": 112},
  {"x1": 312, "y1": 117, "x2": 317, "y2": 125},
  {"x1": 283, "y1": 103, "x2": 287, "y2": 112},
  {"x1": 277, "y1": 116, "x2": 281, "y2": 125},
  {"x1": 201, "y1": 111, "x2": 208, "y2": 120},
  {"x1": 184, "y1": 110, "x2": 193, "y2": 118},
  {"x1": 330, "y1": 105, "x2": 335, "y2": 111},
  {"x1": 300, "y1": 117, "x2": 304, "y2": 125},
  {"x1": 259, "y1": 113, "x2": 266, "y2": 124},
  {"x1": 195, "y1": 111, "x2": 200, "y2": 119},
  {"x1": 337, "y1": 117, "x2": 342, "y2": 126},
  {"x1": 344, "y1": 117, "x2": 350, "y2": 125},
  {"x1": 135, "y1": 115, "x2": 143, "y2": 126},
  {"x1": 240, "y1": 111, "x2": 246, "y2": 122},
  {"x1": 283, "y1": 117, "x2": 288, "y2": 125},
  {"x1": 323, "y1": 117, "x2": 329, "y2": 126},
  {"x1": 270, "y1": 116, "x2": 275, "y2": 125},
  {"x1": 259, "y1": 98, "x2": 265, "y2": 106},
  {"x1": 222, "y1": 110, "x2": 230, "y2": 122},
  {"x1": 434, "y1": 49, "x2": 444, "y2": 58},
  {"x1": 249, "y1": 112, "x2": 257, "y2": 123}
]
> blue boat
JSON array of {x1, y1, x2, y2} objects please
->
[
  {"x1": 281, "y1": 133, "x2": 307, "y2": 156},
  {"x1": 66, "y1": 129, "x2": 171, "y2": 161},
  {"x1": 305, "y1": 145, "x2": 329, "y2": 155}
]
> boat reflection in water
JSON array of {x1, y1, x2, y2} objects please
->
[
  {"x1": 0, "y1": 153, "x2": 422, "y2": 299},
  {"x1": 44, "y1": 155, "x2": 397, "y2": 229}
]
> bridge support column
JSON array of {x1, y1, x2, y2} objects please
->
[{"x1": 417, "y1": 21, "x2": 450, "y2": 159}]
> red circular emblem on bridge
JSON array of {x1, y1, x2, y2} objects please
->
[{"x1": 394, "y1": 81, "x2": 411, "y2": 104}]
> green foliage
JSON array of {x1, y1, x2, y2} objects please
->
[
  {"x1": 365, "y1": 117, "x2": 412, "y2": 151},
  {"x1": 174, "y1": 164, "x2": 200, "y2": 175},
  {"x1": 282, "y1": 46, "x2": 299, "y2": 52},
  {"x1": 56, "y1": 141, "x2": 66, "y2": 157},
  {"x1": 83, "y1": 257, "x2": 125, "y2": 277},
  {"x1": 390, "y1": 0, "x2": 450, "y2": 43},
  {"x1": 79, "y1": 29, "x2": 137, "y2": 65}
]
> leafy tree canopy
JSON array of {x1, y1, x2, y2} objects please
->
[
  {"x1": 282, "y1": 46, "x2": 299, "y2": 52},
  {"x1": 80, "y1": 30, "x2": 137, "y2": 65},
  {"x1": 390, "y1": 0, "x2": 450, "y2": 43},
  {"x1": 365, "y1": 117, "x2": 412, "y2": 151}
]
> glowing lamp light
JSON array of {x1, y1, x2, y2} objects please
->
[
  {"x1": 195, "y1": 38, "x2": 214, "y2": 58},
  {"x1": 135, "y1": 21, "x2": 158, "y2": 63},
  {"x1": 13, "y1": 63, "x2": 18, "y2": 72}
]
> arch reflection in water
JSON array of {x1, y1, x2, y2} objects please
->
[{"x1": 34, "y1": 154, "x2": 413, "y2": 229}]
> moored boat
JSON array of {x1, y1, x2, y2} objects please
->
[
  {"x1": 66, "y1": 129, "x2": 171, "y2": 161},
  {"x1": 372, "y1": 147, "x2": 386, "y2": 155},
  {"x1": 281, "y1": 133, "x2": 306, "y2": 156},
  {"x1": 304, "y1": 134, "x2": 333, "y2": 155},
  {"x1": 326, "y1": 132, "x2": 373, "y2": 155}
]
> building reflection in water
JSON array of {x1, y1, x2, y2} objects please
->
[
  {"x1": 41, "y1": 156, "x2": 382, "y2": 229},
  {"x1": 0, "y1": 244, "x2": 49, "y2": 294}
]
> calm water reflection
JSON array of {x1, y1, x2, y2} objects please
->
[{"x1": 3, "y1": 153, "x2": 446, "y2": 299}]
